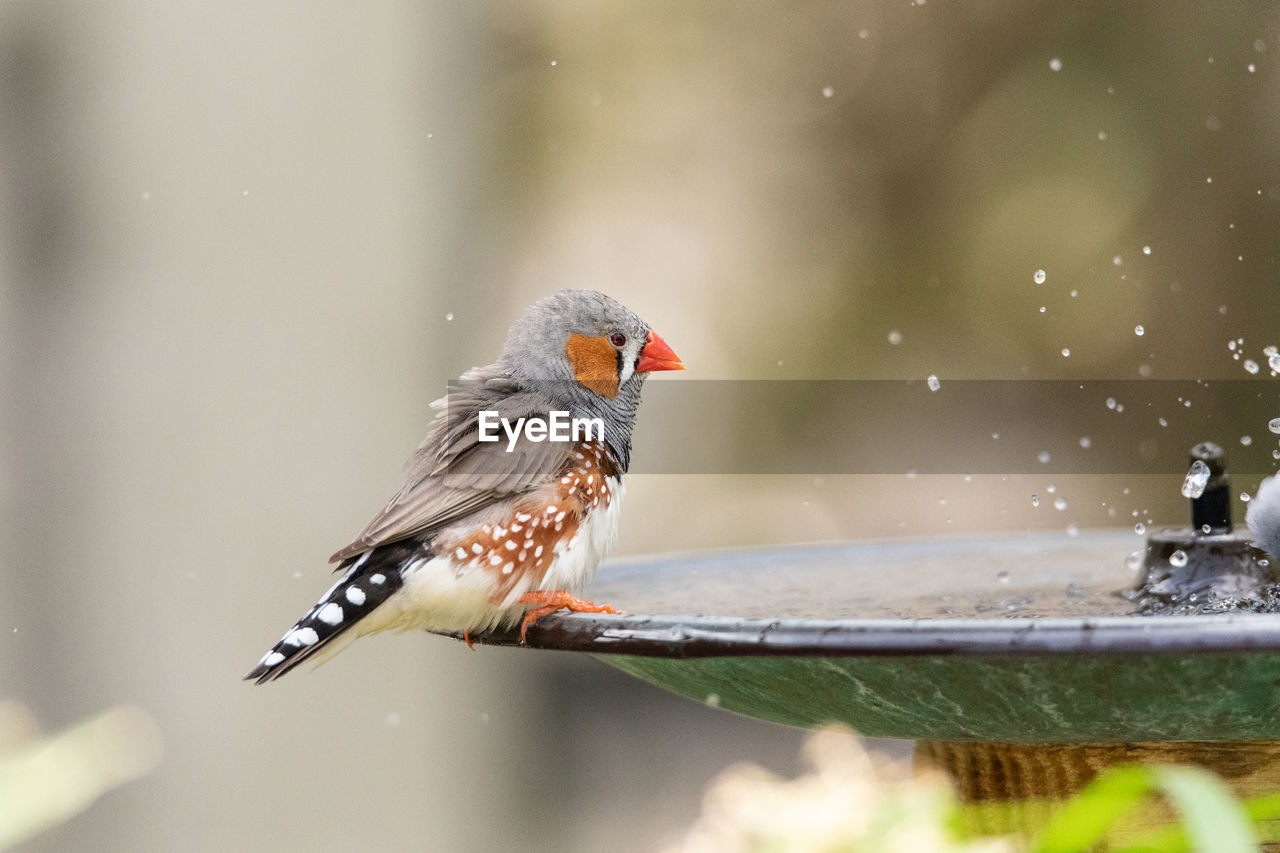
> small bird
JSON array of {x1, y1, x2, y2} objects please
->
[{"x1": 246, "y1": 290, "x2": 683, "y2": 683}]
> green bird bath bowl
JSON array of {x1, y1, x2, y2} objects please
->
[
  {"x1": 460, "y1": 443, "x2": 1280, "y2": 829},
  {"x1": 473, "y1": 529, "x2": 1280, "y2": 744},
  {"x1": 463, "y1": 445, "x2": 1280, "y2": 747}
]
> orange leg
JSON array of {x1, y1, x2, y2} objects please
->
[
  {"x1": 517, "y1": 590, "x2": 623, "y2": 641},
  {"x1": 462, "y1": 630, "x2": 475, "y2": 651}
]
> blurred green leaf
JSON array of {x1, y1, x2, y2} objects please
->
[
  {"x1": 1034, "y1": 765, "x2": 1154, "y2": 852},
  {"x1": 1033, "y1": 764, "x2": 1255, "y2": 853},
  {"x1": 0, "y1": 705, "x2": 161, "y2": 851},
  {"x1": 1143, "y1": 766, "x2": 1253, "y2": 853}
]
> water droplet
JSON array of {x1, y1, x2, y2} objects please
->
[
  {"x1": 704, "y1": 693, "x2": 721, "y2": 708},
  {"x1": 1134, "y1": 324, "x2": 1145, "y2": 336},
  {"x1": 1033, "y1": 268, "x2": 1046, "y2": 284},
  {"x1": 445, "y1": 313, "x2": 454, "y2": 321},
  {"x1": 1039, "y1": 306, "x2": 1046, "y2": 313},
  {"x1": 1037, "y1": 450, "x2": 1051, "y2": 464},
  {"x1": 1228, "y1": 340, "x2": 1238, "y2": 351},
  {"x1": 1066, "y1": 523, "x2": 1079, "y2": 537},
  {"x1": 1269, "y1": 418, "x2": 1280, "y2": 434},
  {"x1": 1201, "y1": 524, "x2": 1212, "y2": 534},
  {"x1": 1242, "y1": 492, "x2": 1252, "y2": 503},
  {"x1": 1031, "y1": 493, "x2": 1040, "y2": 507},
  {"x1": 1249, "y1": 63, "x2": 1257, "y2": 73},
  {"x1": 1113, "y1": 255, "x2": 1123, "y2": 266},
  {"x1": 1271, "y1": 352, "x2": 1280, "y2": 373},
  {"x1": 1053, "y1": 497, "x2": 1067, "y2": 511},
  {"x1": 1061, "y1": 348, "x2": 1070, "y2": 357},
  {"x1": 1049, "y1": 57, "x2": 1063, "y2": 71},
  {"x1": 1106, "y1": 397, "x2": 1117, "y2": 410},
  {"x1": 1244, "y1": 359, "x2": 1260, "y2": 374},
  {"x1": 821, "y1": 86, "x2": 834, "y2": 98},
  {"x1": 1134, "y1": 522, "x2": 1146, "y2": 535},
  {"x1": 1126, "y1": 551, "x2": 1143, "y2": 570},
  {"x1": 927, "y1": 374, "x2": 940, "y2": 391},
  {"x1": 1169, "y1": 549, "x2": 1188, "y2": 568},
  {"x1": 1142, "y1": 246, "x2": 1151, "y2": 255},
  {"x1": 887, "y1": 329, "x2": 903, "y2": 345},
  {"x1": 1158, "y1": 417, "x2": 1168, "y2": 427},
  {"x1": 1079, "y1": 436, "x2": 1091, "y2": 448},
  {"x1": 1182, "y1": 459, "x2": 1211, "y2": 499},
  {"x1": 997, "y1": 571, "x2": 1011, "y2": 584}
]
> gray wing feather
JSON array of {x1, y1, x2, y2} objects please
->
[{"x1": 328, "y1": 368, "x2": 572, "y2": 563}]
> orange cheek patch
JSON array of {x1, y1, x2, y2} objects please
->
[{"x1": 565, "y1": 333, "x2": 620, "y2": 399}]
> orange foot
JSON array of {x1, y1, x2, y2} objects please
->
[
  {"x1": 517, "y1": 590, "x2": 624, "y2": 641},
  {"x1": 462, "y1": 630, "x2": 475, "y2": 651}
]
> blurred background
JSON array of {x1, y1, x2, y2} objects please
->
[{"x1": 1, "y1": 1, "x2": 1278, "y2": 850}]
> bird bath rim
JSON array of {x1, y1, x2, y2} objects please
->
[
  {"x1": 487, "y1": 610, "x2": 1280, "y2": 658},
  {"x1": 459, "y1": 528, "x2": 1280, "y2": 657}
]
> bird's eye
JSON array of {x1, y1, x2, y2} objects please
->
[{"x1": 608, "y1": 332, "x2": 627, "y2": 348}]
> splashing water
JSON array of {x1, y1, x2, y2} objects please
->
[
  {"x1": 1169, "y1": 549, "x2": 1189, "y2": 568},
  {"x1": 1182, "y1": 459, "x2": 1211, "y2": 499}
]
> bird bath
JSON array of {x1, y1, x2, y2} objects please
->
[{"x1": 460, "y1": 444, "x2": 1280, "y2": 827}]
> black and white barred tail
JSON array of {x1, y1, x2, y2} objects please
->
[{"x1": 245, "y1": 540, "x2": 427, "y2": 684}]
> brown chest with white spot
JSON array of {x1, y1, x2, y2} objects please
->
[{"x1": 437, "y1": 440, "x2": 621, "y2": 602}]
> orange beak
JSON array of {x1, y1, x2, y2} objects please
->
[{"x1": 636, "y1": 329, "x2": 685, "y2": 373}]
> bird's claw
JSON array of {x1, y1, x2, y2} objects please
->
[{"x1": 517, "y1": 590, "x2": 624, "y2": 642}]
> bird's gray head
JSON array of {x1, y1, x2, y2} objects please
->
[{"x1": 498, "y1": 289, "x2": 684, "y2": 467}]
